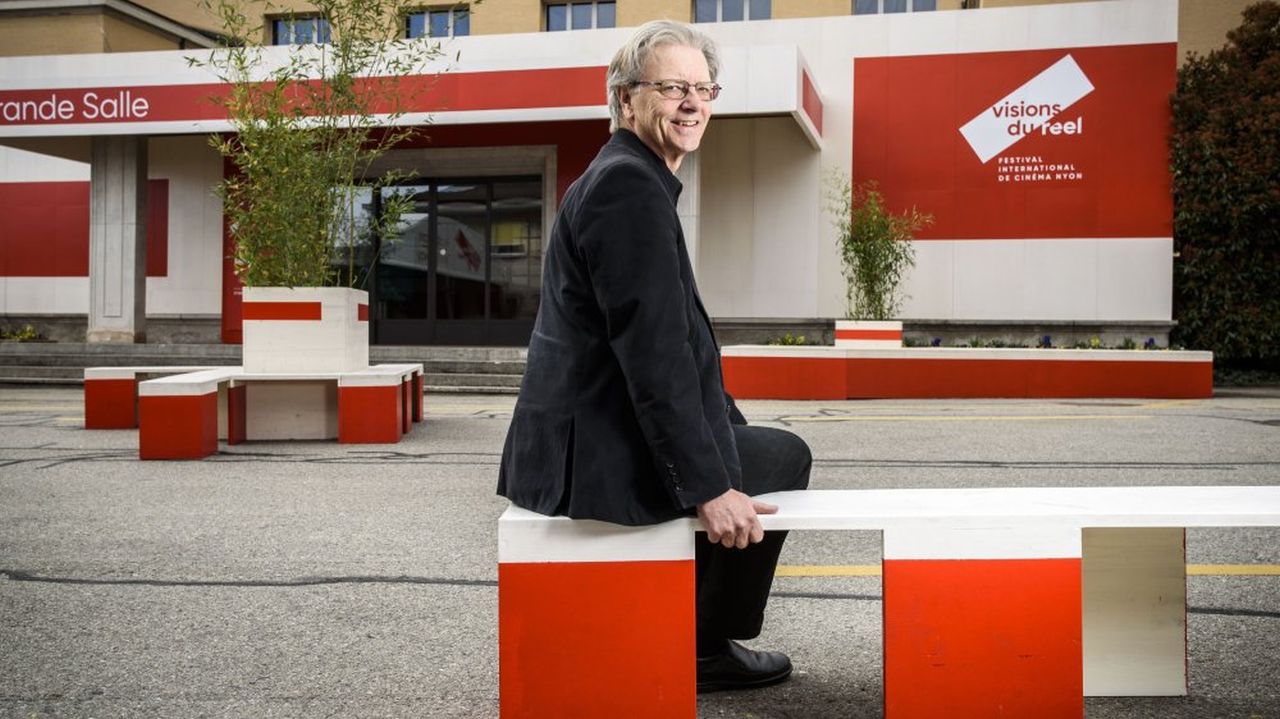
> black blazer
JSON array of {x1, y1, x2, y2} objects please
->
[{"x1": 497, "y1": 129, "x2": 743, "y2": 526}]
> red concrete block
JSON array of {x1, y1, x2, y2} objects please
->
[
  {"x1": 884, "y1": 558, "x2": 1084, "y2": 718},
  {"x1": 227, "y1": 384, "x2": 247, "y2": 445},
  {"x1": 401, "y1": 378, "x2": 412, "y2": 435},
  {"x1": 412, "y1": 372, "x2": 424, "y2": 423},
  {"x1": 338, "y1": 385, "x2": 402, "y2": 443},
  {"x1": 499, "y1": 559, "x2": 696, "y2": 718},
  {"x1": 84, "y1": 378, "x2": 138, "y2": 429},
  {"x1": 138, "y1": 392, "x2": 219, "y2": 460},
  {"x1": 721, "y1": 356, "x2": 846, "y2": 400}
]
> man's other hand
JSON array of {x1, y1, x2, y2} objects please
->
[{"x1": 696, "y1": 489, "x2": 778, "y2": 549}]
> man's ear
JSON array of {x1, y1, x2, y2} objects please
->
[{"x1": 617, "y1": 86, "x2": 635, "y2": 122}]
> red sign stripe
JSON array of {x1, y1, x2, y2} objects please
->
[
  {"x1": 358, "y1": 303, "x2": 369, "y2": 322},
  {"x1": 242, "y1": 301, "x2": 322, "y2": 321},
  {"x1": 835, "y1": 329, "x2": 902, "y2": 340},
  {"x1": 0, "y1": 67, "x2": 607, "y2": 128},
  {"x1": 802, "y1": 70, "x2": 823, "y2": 135}
]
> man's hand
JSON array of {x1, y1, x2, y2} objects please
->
[{"x1": 696, "y1": 489, "x2": 778, "y2": 549}]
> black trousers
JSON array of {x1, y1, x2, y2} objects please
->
[{"x1": 695, "y1": 424, "x2": 812, "y2": 653}]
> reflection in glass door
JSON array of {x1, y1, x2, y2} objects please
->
[{"x1": 371, "y1": 177, "x2": 542, "y2": 345}]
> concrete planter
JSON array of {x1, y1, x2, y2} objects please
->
[
  {"x1": 834, "y1": 320, "x2": 903, "y2": 348},
  {"x1": 720, "y1": 345, "x2": 1214, "y2": 400},
  {"x1": 241, "y1": 287, "x2": 369, "y2": 373}
]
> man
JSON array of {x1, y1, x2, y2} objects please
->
[{"x1": 497, "y1": 20, "x2": 811, "y2": 693}]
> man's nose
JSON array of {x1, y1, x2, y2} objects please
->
[{"x1": 681, "y1": 90, "x2": 705, "y2": 111}]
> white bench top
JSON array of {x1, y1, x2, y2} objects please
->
[
  {"x1": 499, "y1": 486, "x2": 1280, "y2": 563},
  {"x1": 85, "y1": 366, "x2": 223, "y2": 380},
  {"x1": 501, "y1": 486, "x2": 1280, "y2": 532},
  {"x1": 136, "y1": 368, "x2": 242, "y2": 396},
  {"x1": 134, "y1": 364, "x2": 424, "y2": 395}
]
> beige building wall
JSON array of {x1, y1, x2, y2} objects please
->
[
  {"x1": 0, "y1": 12, "x2": 106, "y2": 55},
  {"x1": 618, "y1": 0, "x2": 691, "y2": 25},
  {"x1": 138, "y1": 0, "x2": 225, "y2": 33},
  {"x1": 471, "y1": 0, "x2": 544, "y2": 34},
  {"x1": 1179, "y1": 0, "x2": 1251, "y2": 63},
  {"x1": 100, "y1": 13, "x2": 183, "y2": 52},
  {"x1": 774, "y1": 0, "x2": 847, "y2": 20},
  {"x1": 2, "y1": 0, "x2": 1255, "y2": 62}
]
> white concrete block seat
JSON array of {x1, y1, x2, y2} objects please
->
[
  {"x1": 497, "y1": 486, "x2": 1280, "y2": 719},
  {"x1": 134, "y1": 363, "x2": 424, "y2": 460},
  {"x1": 83, "y1": 366, "x2": 224, "y2": 428}
]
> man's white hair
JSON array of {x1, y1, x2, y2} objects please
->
[{"x1": 606, "y1": 20, "x2": 721, "y2": 133}]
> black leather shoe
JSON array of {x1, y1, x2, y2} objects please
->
[{"x1": 696, "y1": 640, "x2": 793, "y2": 693}]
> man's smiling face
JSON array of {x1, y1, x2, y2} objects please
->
[{"x1": 621, "y1": 43, "x2": 712, "y2": 173}]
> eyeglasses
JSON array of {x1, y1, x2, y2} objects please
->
[{"x1": 631, "y1": 80, "x2": 722, "y2": 102}]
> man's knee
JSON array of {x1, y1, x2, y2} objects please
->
[
  {"x1": 787, "y1": 433, "x2": 812, "y2": 491},
  {"x1": 770, "y1": 428, "x2": 812, "y2": 491}
]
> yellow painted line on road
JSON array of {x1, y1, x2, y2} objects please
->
[
  {"x1": 780, "y1": 414, "x2": 1151, "y2": 423},
  {"x1": 778, "y1": 564, "x2": 1280, "y2": 577},
  {"x1": 1187, "y1": 564, "x2": 1280, "y2": 576},
  {"x1": 0, "y1": 405, "x2": 83, "y2": 413},
  {"x1": 777, "y1": 565, "x2": 882, "y2": 577},
  {"x1": 1138, "y1": 399, "x2": 1199, "y2": 409}
]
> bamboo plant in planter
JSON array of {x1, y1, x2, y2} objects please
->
[
  {"x1": 825, "y1": 170, "x2": 932, "y2": 348},
  {"x1": 192, "y1": 0, "x2": 444, "y2": 372}
]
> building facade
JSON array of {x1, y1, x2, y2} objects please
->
[{"x1": 0, "y1": 0, "x2": 1246, "y2": 346}]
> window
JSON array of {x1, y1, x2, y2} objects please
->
[
  {"x1": 271, "y1": 15, "x2": 331, "y2": 45},
  {"x1": 545, "y1": 2, "x2": 615, "y2": 31},
  {"x1": 854, "y1": 0, "x2": 935, "y2": 13},
  {"x1": 406, "y1": 7, "x2": 470, "y2": 38},
  {"x1": 694, "y1": 0, "x2": 770, "y2": 22}
]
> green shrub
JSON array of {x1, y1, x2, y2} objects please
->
[
  {"x1": 825, "y1": 170, "x2": 931, "y2": 321},
  {"x1": 1171, "y1": 2, "x2": 1280, "y2": 361},
  {"x1": 767, "y1": 333, "x2": 811, "y2": 346}
]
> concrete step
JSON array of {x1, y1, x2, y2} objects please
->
[
  {"x1": 426, "y1": 372, "x2": 523, "y2": 388},
  {"x1": 425, "y1": 384, "x2": 520, "y2": 395},
  {"x1": 0, "y1": 354, "x2": 526, "y2": 375},
  {"x1": 0, "y1": 376, "x2": 83, "y2": 386},
  {"x1": 0, "y1": 343, "x2": 529, "y2": 391}
]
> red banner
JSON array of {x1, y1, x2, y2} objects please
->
[
  {"x1": 853, "y1": 44, "x2": 1176, "y2": 240},
  {"x1": 0, "y1": 67, "x2": 606, "y2": 128}
]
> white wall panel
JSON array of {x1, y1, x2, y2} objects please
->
[
  {"x1": 0, "y1": 145, "x2": 87, "y2": 181},
  {"x1": 899, "y1": 241, "x2": 955, "y2": 320},
  {"x1": 3, "y1": 277, "x2": 88, "y2": 314},
  {"x1": 698, "y1": 119, "x2": 755, "y2": 317},
  {"x1": 953, "y1": 241, "x2": 1026, "y2": 320},
  {"x1": 698, "y1": 116, "x2": 821, "y2": 318},
  {"x1": 146, "y1": 135, "x2": 222, "y2": 316},
  {"x1": 1096, "y1": 238, "x2": 1173, "y2": 321},
  {"x1": 750, "y1": 117, "x2": 820, "y2": 317},
  {"x1": 885, "y1": 5, "x2": 962, "y2": 57},
  {"x1": 1022, "y1": 239, "x2": 1099, "y2": 320}
]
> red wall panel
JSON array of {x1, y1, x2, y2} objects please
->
[
  {"x1": 0, "y1": 178, "x2": 169, "y2": 277},
  {"x1": 853, "y1": 44, "x2": 1176, "y2": 240}
]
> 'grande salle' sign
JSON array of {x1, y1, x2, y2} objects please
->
[{"x1": 1, "y1": 90, "x2": 154, "y2": 122}]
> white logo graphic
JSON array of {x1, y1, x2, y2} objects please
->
[{"x1": 959, "y1": 55, "x2": 1094, "y2": 164}]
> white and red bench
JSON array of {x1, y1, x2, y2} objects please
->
[
  {"x1": 133, "y1": 363, "x2": 424, "y2": 460},
  {"x1": 84, "y1": 366, "x2": 223, "y2": 429},
  {"x1": 498, "y1": 485, "x2": 1280, "y2": 718}
]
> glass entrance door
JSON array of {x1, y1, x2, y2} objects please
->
[{"x1": 371, "y1": 176, "x2": 543, "y2": 346}]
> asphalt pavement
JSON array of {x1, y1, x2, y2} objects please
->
[{"x1": 1, "y1": 386, "x2": 1278, "y2": 718}]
